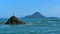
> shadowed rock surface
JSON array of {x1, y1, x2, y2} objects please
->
[{"x1": 5, "y1": 16, "x2": 25, "y2": 24}]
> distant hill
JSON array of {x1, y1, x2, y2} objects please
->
[
  {"x1": 22, "y1": 12, "x2": 46, "y2": 18},
  {"x1": 48, "y1": 17, "x2": 59, "y2": 19}
]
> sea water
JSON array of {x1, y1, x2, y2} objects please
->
[{"x1": 0, "y1": 18, "x2": 60, "y2": 34}]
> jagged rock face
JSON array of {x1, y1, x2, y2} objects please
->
[{"x1": 5, "y1": 16, "x2": 25, "y2": 24}]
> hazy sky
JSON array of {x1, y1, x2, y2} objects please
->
[{"x1": 0, "y1": 0, "x2": 60, "y2": 18}]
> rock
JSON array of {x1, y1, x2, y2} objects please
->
[{"x1": 5, "y1": 16, "x2": 25, "y2": 24}]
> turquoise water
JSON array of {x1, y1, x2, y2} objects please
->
[{"x1": 0, "y1": 18, "x2": 60, "y2": 34}]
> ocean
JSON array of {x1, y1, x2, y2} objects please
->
[{"x1": 0, "y1": 18, "x2": 60, "y2": 34}]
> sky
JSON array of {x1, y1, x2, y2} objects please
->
[{"x1": 0, "y1": 0, "x2": 60, "y2": 18}]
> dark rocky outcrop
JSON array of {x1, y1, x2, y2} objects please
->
[
  {"x1": 23, "y1": 12, "x2": 46, "y2": 18},
  {"x1": 5, "y1": 16, "x2": 25, "y2": 24}
]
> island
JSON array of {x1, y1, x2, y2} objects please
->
[{"x1": 22, "y1": 12, "x2": 46, "y2": 19}]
